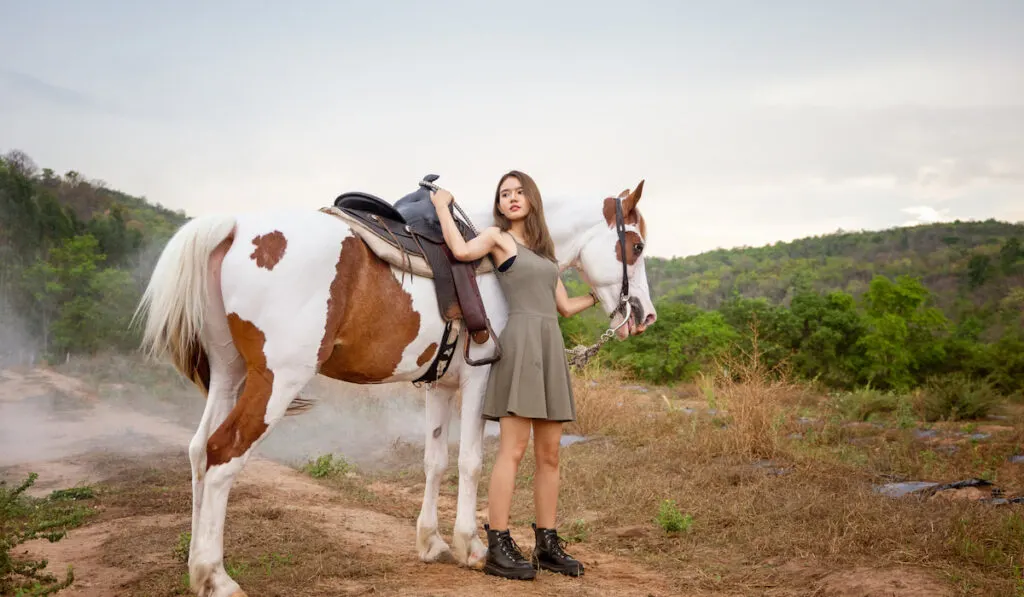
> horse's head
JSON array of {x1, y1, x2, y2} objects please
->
[{"x1": 574, "y1": 181, "x2": 657, "y2": 340}]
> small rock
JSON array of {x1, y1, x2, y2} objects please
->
[
  {"x1": 560, "y1": 434, "x2": 588, "y2": 447},
  {"x1": 1009, "y1": 455, "x2": 1024, "y2": 464},
  {"x1": 874, "y1": 481, "x2": 940, "y2": 498},
  {"x1": 913, "y1": 429, "x2": 938, "y2": 439}
]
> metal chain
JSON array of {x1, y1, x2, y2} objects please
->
[{"x1": 564, "y1": 299, "x2": 631, "y2": 370}]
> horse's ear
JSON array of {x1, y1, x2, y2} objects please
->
[{"x1": 623, "y1": 179, "x2": 645, "y2": 213}]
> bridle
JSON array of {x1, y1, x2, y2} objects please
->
[{"x1": 609, "y1": 195, "x2": 632, "y2": 336}]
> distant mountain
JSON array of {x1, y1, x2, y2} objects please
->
[{"x1": 642, "y1": 220, "x2": 1024, "y2": 316}]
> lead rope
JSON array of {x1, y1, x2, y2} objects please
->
[{"x1": 419, "y1": 178, "x2": 627, "y2": 370}]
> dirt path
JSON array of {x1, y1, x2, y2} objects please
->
[
  {"x1": 17, "y1": 452, "x2": 681, "y2": 597},
  {"x1": 2, "y1": 367, "x2": 682, "y2": 596}
]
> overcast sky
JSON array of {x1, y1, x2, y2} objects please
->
[{"x1": 2, "y1": 1, "x2": 1022, "y2": 258}]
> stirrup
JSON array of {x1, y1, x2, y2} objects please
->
[{"x1": 463, "y1": 322, "x2": 501, "y2": 366}]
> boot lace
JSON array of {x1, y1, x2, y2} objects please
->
[
  {"x1": 543, "y1": 530, "x2": 571, "y2": 559},
  {"x1": 500, "y1": 533, "x2": 529, "y2": 563}
]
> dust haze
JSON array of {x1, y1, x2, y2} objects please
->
[{"x1": 0, "y1": 353, "x2": 484, "y2": 486}]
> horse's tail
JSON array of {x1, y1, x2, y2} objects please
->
[{"x1": 133, "y1": 214, "x2": 237, "y2": 394}]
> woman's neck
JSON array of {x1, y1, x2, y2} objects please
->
[{"x1": 508, "y1": 221, "x2": 527, "y2": 241}]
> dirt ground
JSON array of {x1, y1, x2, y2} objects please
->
[{"x1": 0, "y1": 364, "x2": 965, "y2": 596}]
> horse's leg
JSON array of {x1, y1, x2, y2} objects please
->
[
  {"x1": 451, "y1": 367, "x2": 489, "y2": 568},
  {"x1": 188, "y1": 359, "x2": 243, "y2": 564},
  {"x1": 189, "y1": 363, "x2": 312, "y2": 597},
  {"x1": 416, "y1": 384, "x2": 456, "y2": 563},
  {"x1": 189, "y1": 243, "x2": 245, "y2": 564}
]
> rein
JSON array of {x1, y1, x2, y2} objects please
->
[{"x1": 420, "y1": 178, "x2": 632, "y2": 370}]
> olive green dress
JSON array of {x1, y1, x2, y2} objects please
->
[{"x1": 482, "y1": 238, "x2": 576, "y2": 422}]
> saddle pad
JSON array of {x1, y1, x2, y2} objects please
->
[{"x1": 319, "y1": 206, "x2": 494, "y2": 278}]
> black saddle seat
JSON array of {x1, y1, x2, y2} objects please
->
[
  {"x1": 334, "y1": 191, "x2": 407, "y2": 225},
  {"x1": 333, "y1": 176, "x2": 475, "y2": 245}
]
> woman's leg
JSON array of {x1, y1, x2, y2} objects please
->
[
  {"x1": 530, "y1": 419, "x2": 584, "y2": 577},
  {"x1": 483, "y1": 415, "x2": 535, "y2": 580},
  {"x1": 531, "y1": 419, "x2": 563, "y2": 528},
  {"x1": 487, "y1": 415, "x2": 532, "y2": 529}
]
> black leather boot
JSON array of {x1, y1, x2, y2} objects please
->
[
  {"x1": 532, "y1": 523, "x2": 584, "y2": 576},
  {"x1": 483, "y1": 524, "x2": 536, "y2": 580}
]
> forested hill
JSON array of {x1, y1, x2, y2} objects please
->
[
  {"x1": 645, "y1": 220, "x2": 1024, "y2": 314},
  {"x1": 0, "y1": 150, "x2": 188, "y2": 361},
  {"x1": 563, "y1": 219, "x2": 1023, "y2": 395}
]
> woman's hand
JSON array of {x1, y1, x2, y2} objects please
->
[{"x1": 431, "y1": 188, "x2": 454, "y2": 208}]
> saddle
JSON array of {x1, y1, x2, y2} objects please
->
[{"x1": 320, "y1": 174, "x2": 500, "y2": 373}]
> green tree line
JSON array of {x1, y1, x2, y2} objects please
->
[
  {"x1": 562, "y1": 229, "x2": 1024, "y2": 397},
  {"x1": 0, "y1": 150, "x2": 186, "y2": 361}
]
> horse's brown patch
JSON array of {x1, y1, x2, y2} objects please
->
[
  {"x1": 417, "y1": 343, "x2": 438, "y2": 367},
  {"x1": 605, "y1": 182, "x2": 646, "y2": 267},
  {"x1": 250, "y1": 230, "x2": 287, "y2": 270},
  {"x1": 318, "y1": 236, "x2": 421, "y2": 383},
  {"x1": 206, "y1": 313, "x2": 274, "y2": 469},
  {"x1": 603, "y1": 180, "x2": 647, "y2": 239},
  {"x1": 615, "y1": 230, "x2": 645, "y2": 266}
]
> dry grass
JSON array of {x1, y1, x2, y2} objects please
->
[
  {"x1": 84, "y1": 452, "x2": 397, "y2": 597},
  {"x1": 498, "y1": 345, "x2": 1024, "y2": 596}
]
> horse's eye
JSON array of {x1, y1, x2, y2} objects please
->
[{"x1": 634, "y1": 243, "x2": 644, "y2": 255}]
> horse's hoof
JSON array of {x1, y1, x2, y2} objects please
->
[
  {"x1": 454, "y1": 532, "x2": 487, "y2": 569},
  {"x1": 419, "y1": 532, "x2": 454, "y2": 564}
]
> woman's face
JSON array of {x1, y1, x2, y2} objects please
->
[{"x1": 498, "y1": 176, "x2": 531, "y2": 221}]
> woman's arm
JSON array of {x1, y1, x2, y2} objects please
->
[
  {"x1": 430, "y1": 189, "x2": 501, "y2": 262},
  {"x1": 555, "y1": 278, "x2": 598, "y2": 318}
]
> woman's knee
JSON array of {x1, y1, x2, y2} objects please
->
[
  {"x1": 499, "y1": 436, "x2": 530, "y2": 464},
  {"x1": 534, "y1": 440, "x2": 560, "y2": 471}
]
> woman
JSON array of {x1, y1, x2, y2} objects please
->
[{"x1": 430, "y1": 170, "x2": 598, "y2": 581}]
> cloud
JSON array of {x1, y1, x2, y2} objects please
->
[{"x1": 902, "y1": 205, "x2": 953, "y2": 225}]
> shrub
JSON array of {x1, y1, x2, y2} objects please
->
[
  {"x1": 918, "y1": 374, "x2": 1002, "y2": 421},
  {"x1": 1, "y1": 473, "x2": 95, "y2": 596}
]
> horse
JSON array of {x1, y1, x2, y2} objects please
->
[{"x1": 134, "y1": 177, "x2": 657, "y2": 597}]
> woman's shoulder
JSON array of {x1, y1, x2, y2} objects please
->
[{"x1": 483, "y1": 226, "x2": 513, "y2": 244}]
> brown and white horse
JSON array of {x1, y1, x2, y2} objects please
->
[{"x1": 135, "y1": 181, "x2": 656, "y2": 597}]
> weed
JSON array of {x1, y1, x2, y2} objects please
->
[
  {"x1": 655, "y1": 499, "x2": 693, "y2": 534},
  {"x1": 562, "y1": 519, "x2": 590, "y2": 543},
  {"x1": 301, "y1": 453, "x2": 351, "y2": 479},
  {"x1": 173, "y1": 532, "x2": 190, "y2": 563}
]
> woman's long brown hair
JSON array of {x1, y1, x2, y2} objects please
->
[{"x1": 492, "y1": 170, "x2": 556, "y2": 262}]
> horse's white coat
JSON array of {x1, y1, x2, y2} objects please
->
[{"x1": 139, "y1": 190, "x2": 653, "y2": 597}]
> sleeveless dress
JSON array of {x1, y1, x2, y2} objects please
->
[{"x1": 482, "y1": 238, "x2": 576, "y2": 422}]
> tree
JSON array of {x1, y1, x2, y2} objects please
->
[
  {"x1": 966, "y1": 254, "x2": 992, "y2": 289},
  {"x1": 856, "y1": 275, "x2": 950, "y2": 390},
  {"x1": 999, "y1": 238, "x2": 1022, "y2": 275}
]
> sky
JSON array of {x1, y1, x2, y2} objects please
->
[{"x1": 1, "y1": 0, "x2": 1022, "y2": 259}]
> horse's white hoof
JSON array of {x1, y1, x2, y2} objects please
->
[
  {"x1": 453, "y1": 531, "x2": 487, "y2": 569},
  {"x1": 418, "y1": 531, "x2": 454, "y2": 564}
]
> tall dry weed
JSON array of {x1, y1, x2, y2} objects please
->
[
  {"x1": 564, "y1": 369, "x2": 648, "y2": 437},
  {"x1": 710, "y1": 324, "x2": 803, "y2": 459}
]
